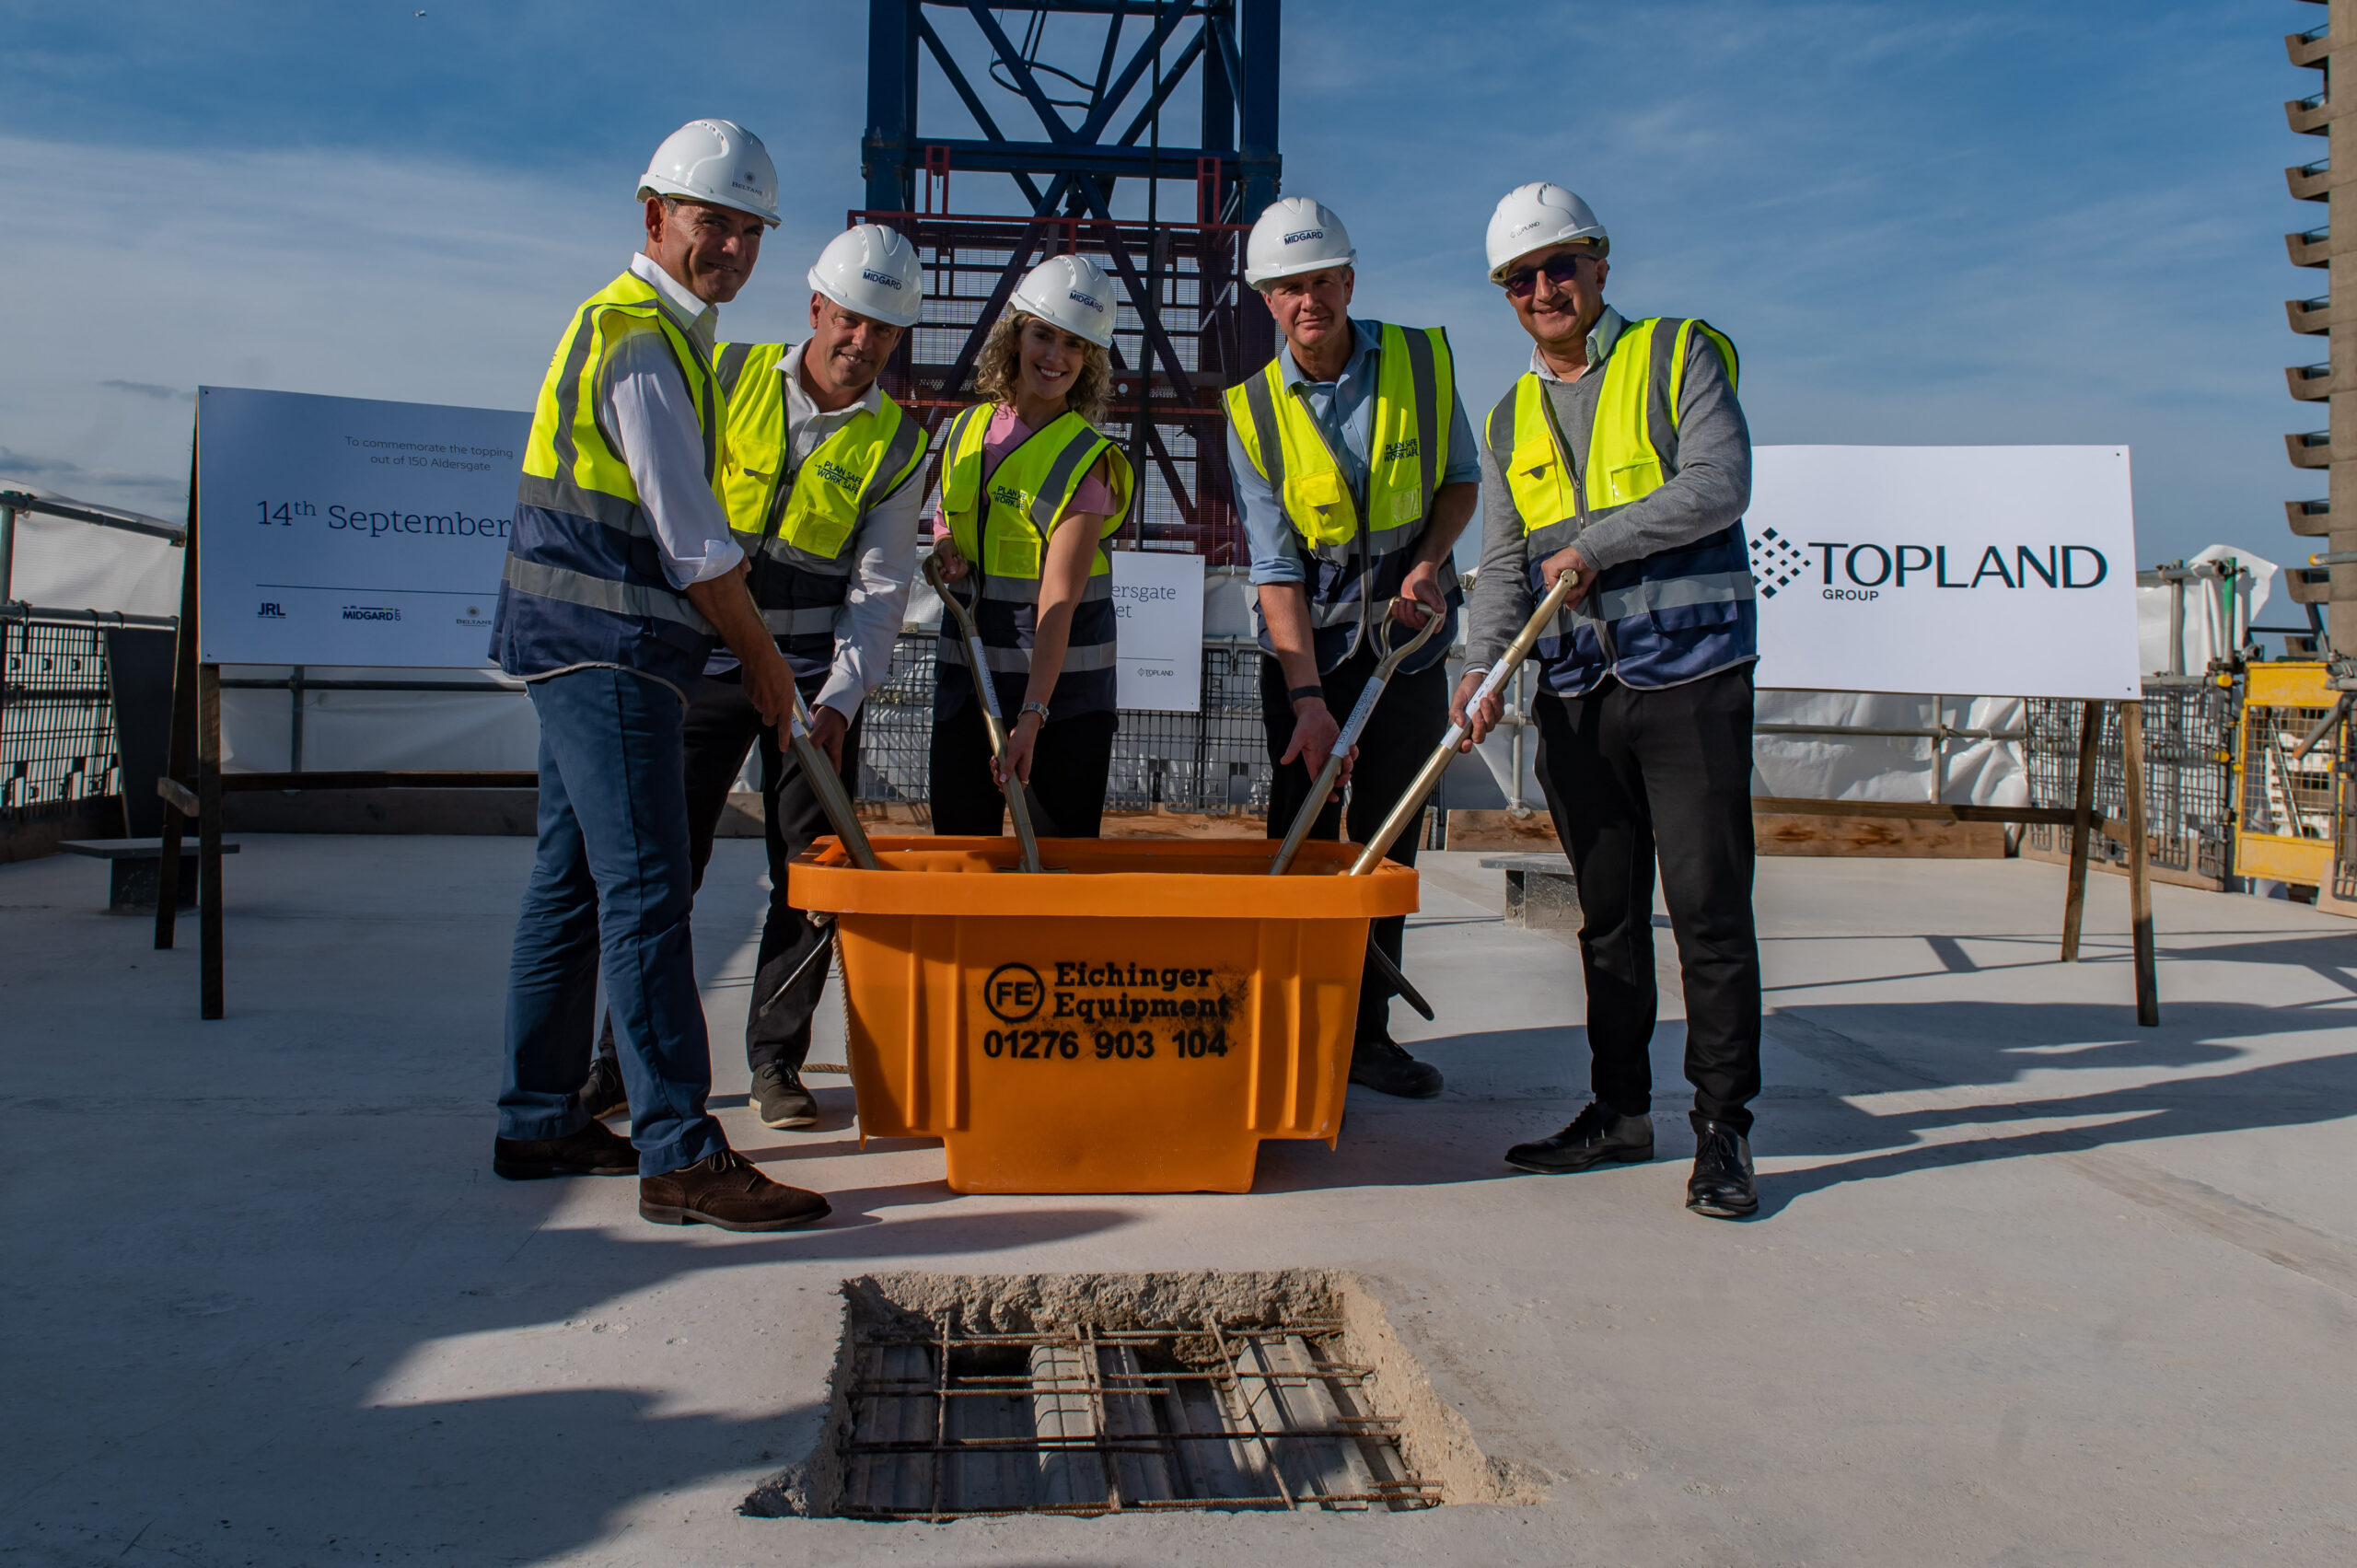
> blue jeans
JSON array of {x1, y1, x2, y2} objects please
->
[{"x1": 497, "y1": 667, "x2": 726, "y2": 1176}]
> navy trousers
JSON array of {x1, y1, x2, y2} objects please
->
[{"x1": 497, "y1": 667, "x2": 726, "y2": 1176}]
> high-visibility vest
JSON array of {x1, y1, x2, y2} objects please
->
[
  {"x1": 931, "y1": 403, "x2": 1134, "y2": 719},
  {"x1": 713, "y1": 342, "x2": 929, "y2": 678},
  {"x1": 1488, "y1": 315, "x2": 1754, "y2": 695},
  {"x1": 1224, "y1": 321, "x2": 1459, "y2": 671},
  {"x1": 492, "y1": 269, "x2": 725, "y2": 689}
]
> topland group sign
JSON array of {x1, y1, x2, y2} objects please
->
[{"x1": 1745, "y1": 446, "x2": 2141, "y2": 700}]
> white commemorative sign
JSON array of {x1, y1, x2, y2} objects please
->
[
  {"x1": 196, "y1": 386, "x2": 528, "y2": 667},
  {"x1": 1110, "y1": 549, "x2": 1206, "y2": 712},
  {"x1": 1746, "y1": 446, "x2": 2141, "y2": 700}
]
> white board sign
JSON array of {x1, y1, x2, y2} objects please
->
[
  {"x1": 1110, "y1": 549, "x2": 1206, "y2": 712},
  {"x1": 196, "y1": 387, "x2": 528, "y2": 667},
  {"x1": 1747, "y1": 446, "x2": 2141, "y2": 700}
]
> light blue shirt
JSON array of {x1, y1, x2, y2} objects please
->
[{"x1": 1226, "y1": 317, "x2": 1481, "y2": 586}]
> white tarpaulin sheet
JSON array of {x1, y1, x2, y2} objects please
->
[{"x1": 1747, "y1": 445, "x2": 2142, "y2": 700}]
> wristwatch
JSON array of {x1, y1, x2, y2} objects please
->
[{"x1": 1019, "y1": 701, "x2": 1051, "y2": 724}]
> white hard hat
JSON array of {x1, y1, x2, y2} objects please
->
[
  {"x1": 808, "y1": 224, "x2": 923, "y2": 328},
  {"x1": 1485, "y1": 182, "x2": 1608, "y2": 282},
  {"x1": 637, "y1": 119, "x2": 780, "y2": 227},
  {"x1": 1007, "y1": 254, "x2": 1118, "y2": 348},
  {"x1": 1244, "y1": 196, "x2": 1355, "y2": 288}
]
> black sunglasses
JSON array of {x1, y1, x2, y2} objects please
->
[{"x1": 1502, "y1": 251, "x2": 1593, "y2": 299}]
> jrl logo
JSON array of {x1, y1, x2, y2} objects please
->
[{"x1": 256, "y1": 602, "x2": 285, "y2": 619}]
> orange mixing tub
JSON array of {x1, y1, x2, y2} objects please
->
[{"x1": 787, "y1": 837, "x2": 1419, "y2": 1193}]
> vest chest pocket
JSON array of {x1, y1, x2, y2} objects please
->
[
  {"x1": 987, "y1": 526, "x2": 1042, "y2": 579},
  {"x1": 1282, "y1": 469, "x2": 1357, "y2": 548},
  {"x1": 781, "y1": 472, "x2": 862, "y2": 560},
  {"x1": 1506, "y1": 439, "x2": 1574, "y2": 534},
  {"x1": 1599, "y1": 458, "x2": 1663, "y2": 507}
]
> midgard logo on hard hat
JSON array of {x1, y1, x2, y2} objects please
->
[
  {"x1": 1007, "y1": 254, "x2": 1118, "y2": 346},
  {"x1": 1245, "y1": 196, "x2": 1354, "y2": 287},
  {"x1": 809, "y1": 224, "x2": 923, "y2": 327}
]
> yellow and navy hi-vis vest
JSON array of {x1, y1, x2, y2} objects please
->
[
  {"x1": 931, "y1": 403, "x2": 1135, "y2": 720},
  {"x1": 1488, "y1": 315, "x2": 1753, "y2": 696},
  {"x1": 1224, "y1": 320, "x2": 1460, "y2": 672},
  {"x1": 492, "y1": 269, "x2": 726, "y2": 687},
  {"x1": 713, "y1": 342, "x2": 929, "y2": 679}
]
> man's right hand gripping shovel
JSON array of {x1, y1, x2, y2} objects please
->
[{"x1": 1267, "y1": 598, "x2": 1442, "y2": 877}]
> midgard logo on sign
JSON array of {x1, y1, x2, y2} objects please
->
[
  {"x1": 198, "y1": 387, "x2": 528, "y2": 668},
  {"x1": 1745, "y1": 446, "x2": 2142, "y2": 701}
]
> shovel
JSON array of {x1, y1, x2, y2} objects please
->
[
  {"x1": 784, "y1": 681, "x2": 883, "y2": 871},
  {"x1": 924, "y1": 552, "x2": 1046, "y2": 874},
  {"x1": 1268, "y1": 598, "x2": 1443, "y2": 877},
  {"x1": 1349, "y1": 569, "x2": 1580, "y2": 877}
]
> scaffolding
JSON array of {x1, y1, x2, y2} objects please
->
[{"x1": 2021, "y1": 686, "x2": 2239, "y2": 886}]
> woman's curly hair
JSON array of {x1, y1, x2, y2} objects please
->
[{"x1": 971, "y1": 310, "x2": 1113, "y2": 424}]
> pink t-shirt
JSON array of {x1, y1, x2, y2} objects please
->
[{"x1": 932, "y1": 406, "x2": 1118, "y2": 540}]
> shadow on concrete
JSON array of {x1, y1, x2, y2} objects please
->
[{"x1": 1253, "y1": 988, "x2": 2357, "y2": 1204}]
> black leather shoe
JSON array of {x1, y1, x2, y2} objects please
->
[
  {"x1": 1687, "y1": 1114, "x2": 1758, "y2": 1218},
  {"x1": 579, "y1": 1052, "x2": 629, "y2": 1121},
  {"x1": 1348, "y1": 1034, "x2": 1443, "y2": 1098},
  {"x1": 1504, "y1": 1102, "x2": 1654, "y2": 1174},
  {"x1": 493, "y1": 1118, "x2": 637, "y2": 1180},
  {"x1": 750, "y1": 1062, "x2": 819, "y2": 1129}
]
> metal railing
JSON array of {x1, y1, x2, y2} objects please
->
[{"x1": 2022, "y1": 687, "x2": 2237, "y2": 884}]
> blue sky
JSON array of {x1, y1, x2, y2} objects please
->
[{"x1": 0, "y1": 0, "x2": 2322, "y2": 589}]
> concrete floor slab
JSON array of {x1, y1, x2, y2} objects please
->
[{"x1": 3, "y1": 839, "x2": 2353, "y2": 1565}]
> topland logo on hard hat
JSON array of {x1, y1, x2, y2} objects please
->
[
  {"x1": 1068, "y1": 289, "x2": 1101, "y2": 310},
  {"x1": 1509, "y1": 218, "x2": 1543, "y2": 239},
  {"x1": 1283, "y1": 228, "x2": 1324, "y2": 244},
  {"x1": 860, "y1": 268, "x2": 903, "y2": 288}
]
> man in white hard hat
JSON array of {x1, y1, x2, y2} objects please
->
[
  {"x1": 576, "y1": 224, "x2": 930, "y2": 1132},
  {"x1": 1224, "y1": 196, "x2": 1481, "y2": 1099},
  {"x1": 1455, "y1": 182, "x2": 1761, "y2": 1218},
  {"x1": 486, "y1": 120, "x2": 830, "y2": 1232}
]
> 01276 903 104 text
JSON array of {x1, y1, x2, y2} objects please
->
[{"x1": 976, "y1": 961, "x2": 1242, "y2": 1063}]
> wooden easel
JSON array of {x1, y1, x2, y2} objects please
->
[
  {"x1": 1751, "y1": 695, "x2": 2158, "y2": 1025},
  {"x1": 152, "y1": 442, "x2": 534, "y2": 1019}
]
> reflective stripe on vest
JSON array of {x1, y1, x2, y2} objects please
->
[
  {"x1": 1485, "y1": 315, "x2": 1752, "y2": 694},
  {"x1": 933, "y1": 404, "x2": 1134, "y2": 705},
  {"x1": 492, "y1": 270, "x2": 725, "y2": 683},
  {"x1": 1224, "y1": 321, "x2": 1459, "y2": 663}
]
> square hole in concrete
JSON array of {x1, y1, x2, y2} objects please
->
[{"x1": 752, "y1": 1270, "x2": 1534, "y2": 1521}]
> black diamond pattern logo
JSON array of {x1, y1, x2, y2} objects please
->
[{"x1": 1748, "y1": 526, "x2": 1804, "y2": 599}]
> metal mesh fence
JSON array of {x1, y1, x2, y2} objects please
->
[
  {"x1": 855, "y1": 633, "x2": 1273, "y2": 819},
  {"x1": 2022, "y1": 686, "x2": 2237, "y2": 882},
  {"x1": 1, "y1": 614, "x2": 121, "y2": 826}
]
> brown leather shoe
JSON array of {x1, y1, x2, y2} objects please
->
[
  {"x1": 639, "y1": 1149, "x2": 830, "y2": 1232},
  {"x1": 493, "y1": 1118, "x2": 637, "y2": 1179}
]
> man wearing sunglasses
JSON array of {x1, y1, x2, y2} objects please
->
[
  {"x1": 1454, "y1": 182, "x2": 1761, "y2": 1218},
  {"x1": 1224, "y1": 196, "x2": 1481, "y2": 1099}
]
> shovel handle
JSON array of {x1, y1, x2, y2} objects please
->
[
  {"x1": 1346, "y1": 571, "x2": 1578, "y2": 877},
  {"x1": 1268, "y1": 600, "x2": 1443, "y2": 877},
  {"x1": 785, "y1": 684, "x2": 883, "y2": 871},
  {"x1": 925, "y1": 553, "x2": 1044, "y2": 873}
]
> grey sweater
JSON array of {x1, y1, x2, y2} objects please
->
[{"x1": 1465, "y1": 309, "x2": 1753, "y2": 668}]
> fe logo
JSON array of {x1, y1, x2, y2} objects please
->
[{"x1": 983, "y1": 962, "x2": 1045, "y2": 1024}]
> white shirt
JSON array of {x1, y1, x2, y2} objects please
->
[
  {"x1": 706, "y1": 342, "x2": 923, "y2": 722},
  {"x1": 601, "y1": 253, "x2": 744, "y2": 589}
]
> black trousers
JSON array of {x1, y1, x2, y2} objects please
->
[
  {"x1": 1532, "y1": 666, "x2": 1761, "y2": 1132},
  {"x1": 928, "y1": 690, "x2": 1118, "y2": 839},
  {"x1": 1260, "y1": 648, "x2": 1449, "y2": 1040},
  {"x1": 595, "y1": 671, "x2": 862, "y2": 1075}
]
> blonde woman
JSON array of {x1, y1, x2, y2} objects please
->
[{"x1": 928, "y1": 253, "x2": 1135, "y2": 838}]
